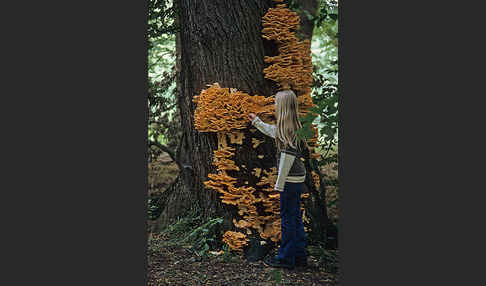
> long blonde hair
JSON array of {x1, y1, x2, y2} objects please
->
[{"x1": 275, "y1": 89, "x2": 305, "y2": 151}]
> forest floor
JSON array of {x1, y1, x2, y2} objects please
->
[
  {"x1": 148, "y1": 231, "x2": 339, "y2": 286},
  {"x1": 148, "y1": 152, "x2": 339, "y2": 285}
]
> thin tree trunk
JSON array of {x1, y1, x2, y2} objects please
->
[{"x1": 295, "y1": 0, "x2": 319, "y2": 40}]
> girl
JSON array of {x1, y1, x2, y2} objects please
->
[{"x1": 248, "y1": 89, "x2": 308, "y2": 270}]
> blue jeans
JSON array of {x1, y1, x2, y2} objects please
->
[{"x1": 276, "y1": 182, "x2": 307, "y2": 265}]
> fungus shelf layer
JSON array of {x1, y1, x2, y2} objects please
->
[
  {"x1": 193, "y1": 83, "x2": 274, "y2": 132},
  {"x1": 262, "y1": 0, "x2": 320, "y2": 161}
]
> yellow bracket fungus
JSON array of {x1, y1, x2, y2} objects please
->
[
  {"x1": 193, "y1": 83, "x2": 274, "y2": 132},
  {"x1": 252, "y1": 167, "x2": 262, "y2": 178},
  {"x1": 222, "y1": 231, "x2": 249, "y2": 252},
  {"x1": 262, "y1": 1, "x2": 320, "y2": 161}
]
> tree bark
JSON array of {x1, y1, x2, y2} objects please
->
[
  {"x1": 154, "y1": 0, "x2": 328, "y2": 246},
  {"x1": 294, "y1": 0, "x2": 319, "y2": 40}
]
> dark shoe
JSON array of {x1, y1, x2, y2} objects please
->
[
  {"x1": 295, "y1": 256, "x2": 308, "y2": 267},
  {"x1": 264, "y1": 255, "x2": 295, "y2": 270}
]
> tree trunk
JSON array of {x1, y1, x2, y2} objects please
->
[
  {"x1": 294, "y1": 0, "x2": 319, "y2": 40},
  {"x1": 154, "y1": 0, "x2": 328, "y2": 246}
]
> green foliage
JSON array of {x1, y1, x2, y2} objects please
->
[
  {"x1": 156, "y1": 206, "x2": 225, "y2": 258},
  {"x1": 288, "y1": 0, "x2": 338, "y2": 36},
  {"x1": 148, "y1": 67, "x2": 179, "y2": 156},
  {"x1": 306, "y1": 241, "x2": 339, "y2": 274},
  {"x1": 273, "y1": 269, "x2": 282, "y2": 284},
  {"x1": 147, "y1": 0, "x2": 179, "y2": 162},
  {"x1": 148, "y1": 0, "x2": 178, "y2": 49},
  {"x1": 298, "y1": 0, "x2": 339, "y2": 167},
  {"x1": 311, "y1": 70, "x2": 338, "y2": 165},
  {"x1": 147, "y1": 197, "x2": 161, "y2": 220},
  {"x1": 148, "y1": 35, "x2": 175, "y2": 84},
  {"x1": 296, "y1": 111, "x2": 317, "y2": 142},
  {"x1": 180, "y1": 217, "x2": 224, "y2": 257},
  {"x1": 162, "y1": 214, "x2": 202, "y2": 240},
  {"x1": 314, "y1": 0, "x2": 339, "y2": 40}
]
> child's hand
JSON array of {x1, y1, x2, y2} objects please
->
[{"x1": 248, "y1": 113, "x2": 256, "y2": 121}]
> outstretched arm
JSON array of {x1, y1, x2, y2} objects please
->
[{"x1": 248, "y1": 113, "x2": 276, "y2": 138}]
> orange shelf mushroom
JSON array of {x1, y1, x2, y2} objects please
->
[
  {"x1": 193, "y1": 83, "x2": 274, "y2": 132},
  {"x1": 262, "y1": 1, "x2": 320, "y2": 161},
  {"x1": 262, "y1": 4, "x2": 312, "y2": 94},
  {"x1": 222, "y1": 231, "x2": 249, "y2": 251}
]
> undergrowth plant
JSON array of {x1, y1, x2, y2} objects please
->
[
  {"x1": 153, "y1": 207, "x2": 227, "y2": 259},
  {"x1": 312, "y1": 241, "x2": 339, "y2": 274},
  {"x1": 180, "y1": 217, "x2": 224, "y2": 257}
]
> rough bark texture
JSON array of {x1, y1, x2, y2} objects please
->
[
  {"x1": 154, "y1": 0, "x2": 328, "y2": 246},
  {"x1": 294, "y1": 0, "x2": 319, "y2": 40}
]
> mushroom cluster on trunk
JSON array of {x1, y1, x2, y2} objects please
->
[{"x1": 192, "y1": 0, "x2": 320, "y2": 252}]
